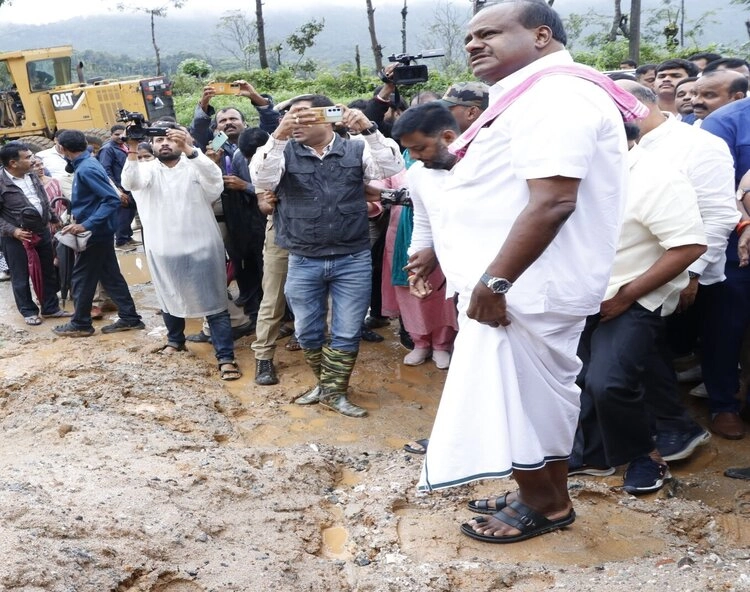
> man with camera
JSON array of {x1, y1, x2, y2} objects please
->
[
  {"x1": 251, "y1": 95, "x2": 404, "y2": 417},
  {"x1": 98, "y1": 124, "x2": 140, "y2": 251},
  {"x1": 121, "y1": 124, "x2": 241, "y2": 381},
  {"x1": 186, "y1": 81, "x2": 280, "y2": 343}
]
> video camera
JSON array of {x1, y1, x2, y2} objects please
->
[
  {"x1": 382, "y1": 50, "x2": 445, "y2": 86},
  {"x1": 117, "y1": 109, "x2": 171, "y2": 141},
  {"x1": 380, "y1": 187, "x2": 412, "y2": 208}
]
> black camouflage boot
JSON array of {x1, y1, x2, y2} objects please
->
[
  {"x1": 295, "y1": 347, "x2": 323, "y2": 404},
  {"x1": 319, "y1": 346, "x2": 367, "y2": 418}
]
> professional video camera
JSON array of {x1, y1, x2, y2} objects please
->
[
  {"x1": 381, "y1": 50, "x2": 445, "y2": 85},
  {"x1": 380, "y1": 187, "x2": 412, "y2": 207},
  {"x1": 116, "y1": 109, "x2": 171, "y2": 141}
]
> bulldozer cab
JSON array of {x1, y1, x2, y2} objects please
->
[{"x1": 0, "y1": 46, "x2": 175, "y2": 150}]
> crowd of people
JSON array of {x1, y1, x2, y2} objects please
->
[{"x1": 2, "y1": 0, "x2": 750, "y2": 545}]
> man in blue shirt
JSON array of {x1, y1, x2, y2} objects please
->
[
  {"x1": 52, "y1": 130, "x2": 144, "y2": 337},
  {"x1": 699, "y1": 98, "x2": 750, "y2": 439}
]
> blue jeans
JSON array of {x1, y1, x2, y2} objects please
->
[
  {"x1": 285, "y1": 250, "x2": 371, "y2": 352},
  {"x1": 70, "y1": 240, "x2": 140, "y2": 330},
  {"x1": 162, "y1": 309, "x2": 234, "y2": 362}
]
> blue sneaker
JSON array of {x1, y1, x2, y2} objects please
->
[
  {"x1": 623, "y1": 456, "x2": 671, "y2": 495},
  {"x1": 655, "y1": 426, "x2": 711, "y2": 462}
]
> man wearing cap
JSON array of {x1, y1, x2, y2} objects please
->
[{"x1": 437, "y1": 82, "x2": 490, "y2": 133}]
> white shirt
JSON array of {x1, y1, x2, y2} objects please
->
[
  {"x1": 436, "y1": 50, "x2": 629, "y2": 316},
  {"x1": 637, "y1": 113, "x2": 738, "y2": 285},
  {"x1": 4, "y1": 169, "x2": 43, "y2": 214},
  {"x1": 121, "y1": 152, "x2": 227, "y2": 317},
  {"x1": 405, "y1": 162, "x2": 457, "y2": 294},
  {"x1": 606, "y1": 145, "x2": 706, "y2": 315},
  {"x1": 250, "y1": 131, "x2": 404, "y2": 191}
]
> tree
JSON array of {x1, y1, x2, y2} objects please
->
[
  {"x1": 419, "y1": 0, "x2": 471, "y2": 76},
  {"x1": 365, "y1": 0, "x2": 384, "y2": 72},
  {"x1": 178, "y1": 58, "x2": 210, "y2": 79},
  {"x1": 214, "y1": 10, "x2": 258, "y2": 70},
  {"x1": 256, "y1": 0, "x2": 269, "y2": 70},
  {"x1": 117, "y1": 1, "x2": 187, "y2": 75},
  {"x1": 286, "y1": 19, "x2": 325, "y2": 71},
  {"x1": 400, "y1": 0, "x2": 408, "y2": 54}
]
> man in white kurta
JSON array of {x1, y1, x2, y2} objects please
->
[
  {"x1": 121, "y1": 126, "x2": 240, "y2": 379},
  {"x1": 413, "y1": 2, "x2": 630, "y2": 544}
]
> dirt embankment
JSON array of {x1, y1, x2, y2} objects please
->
[{"x1": 1, "y1": 266, "x2": 749, "y2": 591}]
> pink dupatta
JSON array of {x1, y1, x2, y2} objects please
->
[{"x1": 448, "y1": 64, "x2": 649, "y2": 160}]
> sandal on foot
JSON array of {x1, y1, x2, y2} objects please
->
[
  {"x1": 467, "y1": 492, "x2": 512, "y2": 515},
  {"x1": 284, "y1": 334, "x2": 302, "y2": 351},
  {"x1": 403, "y1": 438, "x2": 429, "y2": 455},
  {"x1": 285, "y1": 335, "x2": 301, "y2": 351},
  {"x1": 24, "y1": 315, "x2": 42, "y2": 326},
  {"x1": 460, "y1": 500, "x2": 576, "y2": 544},
  {"x1": 219, "y1": 360, "x2": 242, "y2": 381},
  {"x1": 158, "y1": 342, "x2": 187, "y2": 355}
]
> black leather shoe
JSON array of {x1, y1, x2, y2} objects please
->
[
  {"x1": 232, "y1": 320, "x2": 255, "y2": 340},
  {"x1": 255, "y1": 359, "x2": 279, "y2": 385},
  {"x1": 360, "y1": 327, "x2": 384, "y2": 342},
  {"x1": 186, "y1": 331, "x2": 212, "y2": 343},
  {"x1": 364, "y1": 315, "x2": 390, "y2": 329}
]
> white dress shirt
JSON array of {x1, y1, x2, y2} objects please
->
[{"x1": 637, "y1": 113, "x2": 738, "y2": 284}]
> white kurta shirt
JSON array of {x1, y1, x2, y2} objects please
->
[
  {"x1": 121, "y1": 152, "x2": 227, "y2": 317},
  {"x1": 605, "y1": 145, "x2": 706, "y2": 315},
  {"x1": 435, "y1": 50, "x2": 629, "y2": 316},
  {"x1": 637, "y1": 114, "x2": 738, "y2": 285}
]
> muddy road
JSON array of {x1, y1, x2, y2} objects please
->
[{"x1": 0, "y1": 247, "x2": 749, "y2": 591}]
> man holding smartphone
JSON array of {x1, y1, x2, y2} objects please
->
[{"x1": 251, "y1": 95, "x2": 404, "y2": 417}]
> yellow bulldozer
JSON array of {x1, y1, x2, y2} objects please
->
[{"x1": 0, "y1": 45, "x2": 175, "y2": 151}]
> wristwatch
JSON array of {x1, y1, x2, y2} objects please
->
[
  {"x1": 186, "y1": 149, "x2": 199, "y2": 159},
  {"x1": 360, "y1": 122, "x2": 378, "y2": 136},
  {"x1": 480, "y1": 272, "x2": 513, "y2": 294},
  {"x1": 688, "y1": 271, "x2": 700, "y2": 280}
]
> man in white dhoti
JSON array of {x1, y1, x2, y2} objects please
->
[
  {"x1": 121, "y1": 125, "x2": 241, "y2": 381},
  {"x1": 411, "y1": 0, "x2": 634, "y2": 543}
]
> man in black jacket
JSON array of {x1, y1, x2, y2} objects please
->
[{"x1": 0, "y1": 141, "x2": 69, "y2": 325}]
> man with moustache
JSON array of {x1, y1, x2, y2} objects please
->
[
  {"x1": 654, "y1": 58, "x2": 699, "y2": 115},
  {"x1": 251, "y1": 95, "x2": 404, "y2": 417},
  {"x1": 121, "y1": 125, "x2": 241, "y2": 381},
  {"x1": 410, "y1": 0, "x2": 641, "y2": 544},
  {"x1": 691, "y1": 70, "x2": 748, "y2": 121}
]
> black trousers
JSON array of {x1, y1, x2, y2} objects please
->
[
  {"x1": 70, "y1": 240, "x2": 140, "y2": 330},
  {"x1": 1, "y1": 228, "x2": 60, "y2": 317},
  {"x1": 574, "y1": 304, "x2": 669, "y2": 468}
]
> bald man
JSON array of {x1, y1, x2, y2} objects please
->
[{"x1": 692, "y1": 70, "x2": 748, "y2": 121}]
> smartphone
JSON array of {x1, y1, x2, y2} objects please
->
[
  {"x1": 307, "y1": 106, "x2": 344, "y2": 123},
  {"x1": 211, "y1": 131, "x2": 228, "y2": 151},
  {"x1": 211, "y1": 82, "x2": 241, "y2": 95}
]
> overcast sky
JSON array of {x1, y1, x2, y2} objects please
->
[{"x1": 1, "y1": 0, "x2": 431, "y2": 24}]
